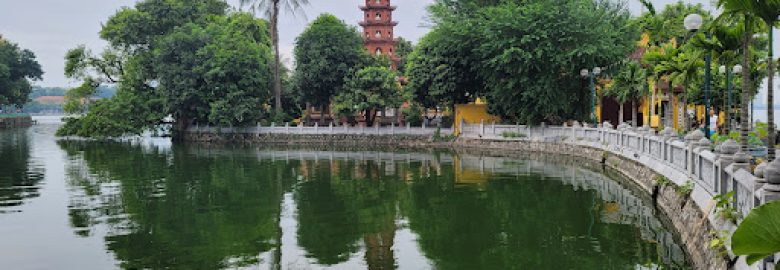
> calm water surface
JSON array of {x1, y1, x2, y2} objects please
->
[{"x1": 0, "y1": 118, "x2": 688, "y2": 269}]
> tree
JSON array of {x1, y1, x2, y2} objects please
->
[
  {"x1": 293, "y1": 14, "x2": 366, "y2": 120},
  {"x1": 716, "y1": 0, "x2": 764, "y2": 152},
  {"x1": 394, "y1": 37, "x2": 413, "y2": 74},
  {"x1": 331, "y1": 67, "x2": 404, "y2": 126},
  {"x1": 654, "y1": 46, "x2": 704, "y2": 130},
  {"x1": 475, "y1": 0, "x2": 638, "y2": 123},
  {"x1": 730, "y1": 0, "x2": 780, "y2": 159},
  {"x1": 58, "y1": 0, "x2": 275, "y2": 139},
  {"x1": 404, "y1": 23, "x2": 483, "y2": 113},
  {"x1": 0, "y1": 37, "x2": 43, "y2": 108},
  {"x1": 239, "y1": 0, "x2": 310, "y2": 115},
  {"x1": 605, "y1": 61, "x2": 647, "y2": 126}
]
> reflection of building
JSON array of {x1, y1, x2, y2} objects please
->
[{"x1": 359, "y1": 0, "x2": 399, "y2": 68}]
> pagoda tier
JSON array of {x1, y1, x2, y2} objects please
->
[
  {"x1": 360, "y1": 0, "x2": 399, "y2": 68},
  {"x1": 359, "y1": 5, "x2": 397, "y2": 10},
  {"x1": 358, "y1": 21, "x2": 398, "y2": 27}
]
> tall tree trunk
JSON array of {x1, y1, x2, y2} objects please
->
[
  {"x1": 740, "y1": 17, "x2": 752, "y2": 152},
  {"x1": 767, "y1": 29, "x2": 775, "y2": 160},
  {"x1": 271, "y1": 0, "x2": 282, "y2": 114},
  {"x1": 632, "y1": 100, "x2": 638, "y2": 127}
]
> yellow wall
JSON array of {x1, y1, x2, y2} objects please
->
[{"x1": 454, "y1": 104, "x2": 501, "y2": 135}]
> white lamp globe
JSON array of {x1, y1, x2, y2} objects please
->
[
  {"x1": 684, "y1": 14, "x2": 703, "y2": 31},
  {"x1": 719, "y1": 65, "x2": 726, "y2": 74},
  {"x1": 593, "y1": 67, "x2": 602, "y2": 76},
  {"x1": 580, "y1": 69, "x2": 589, "y2": 77}
]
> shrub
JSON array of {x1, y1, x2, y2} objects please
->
[
  {"x1": 403, "y1": 103, "x2": 424, "y2": 126},
  {"x1": 501, "y1": 131, "x2": 526, "y2": 138}
]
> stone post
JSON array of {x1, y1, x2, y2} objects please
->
[
  {"x1": 285, "y1": 122, "x2": 289, "y2": 132},
  {"x1": 662, "y1": 127, "x2": 674, "y2": 161},
  {"x1": 329, "y1": 122, "x2": 333, "y2": 133},
  {"x1": 492, "y1": 121, "x2": 496, "y2": 135},
  {"x1": 314, "y1": 122, "x2": 318, "y2": 133},
  {"x1": 480, "y1": 120, "x2": 484, "y2": 136},
  {"x1": 684, "y1": 129, "x2": 705, "y2": 175},
  {"x1": 540, "y1": 122, "x2": 546, "y2": 137},
  {"x1": 754, "y1": 162, "x2": 767, "y2": 191},
  {"x1": 391, "y1": 122, "x2": 395, "y2": 135},
  {"x1": 761, "y1": 158, "x2": 780, "y2": 202},
  {"x1": 407, "y1": 122, "x2": 411, "y2": 133}
]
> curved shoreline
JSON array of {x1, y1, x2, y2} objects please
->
[
  {"x1": 453, "y1": 138, "x2": 727, "y2": 270},
  {"x1": 183, "y1": 130, "x2": 730, "y2": 269}
]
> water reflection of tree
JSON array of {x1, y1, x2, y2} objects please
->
[
  {"x1": 404, "y1": 169, "x2": 670, "y2": 270},
  {"x1": 0, "y1": 129, "x2": 44, "y2": 212},
  {"x1": 295, "y1": 159, "x2": 408, "y2": 269},
  {"x1": 58, "y1": 141, "x2": 289, "y2": 270}
]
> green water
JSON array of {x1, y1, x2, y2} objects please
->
[{"x1": 0, "y1": 121, "x2": 688, "y2": 269}]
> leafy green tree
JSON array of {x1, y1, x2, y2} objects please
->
[
  {"x1": 0, "y1": 36, "x2": 43, "y2": 107},
  {"x1": 153, "y1": 13, "x2": 274, "y2": 128},
  {"x1": 331, "y1": 67, "x2": 404, "y2": 126},
  {"x1": 394, "y1": 37, "x2": 413, "y2": 74},
  {"x1": 404, "y1": 27, "x2": 480, "y2": 113},
  {"x1": 605, "y1": 61, "x2": 647, "y2": 126},
  {"x1": 293, "y1": 14, "x2": 365, "y2": 118},
  {"x1": 475, "y1": 0, "x2": 637, "y2": 123},
  {"x1": 58, "y1": 0, "x2": 275, "y2": 139},
  {"x1": 239, "y1": 0, "x2": 310, "y2": 114}
]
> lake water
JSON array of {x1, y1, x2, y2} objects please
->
[{"x1": 0, "y1": 119, "x2": 688, "y2": 269}]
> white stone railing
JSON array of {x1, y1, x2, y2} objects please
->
[
  {"x1": 186, "y1": 122, "x2": 454, "y2": 136},
  {"x1": 459, "y1": 122, "x2": 776, "y2": 226}
]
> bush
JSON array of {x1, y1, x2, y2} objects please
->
[
  {"x1": 402, "y1": 103, "x2": 424, "y2": 126},
  {"x1": 501, "y1": 131, "x2": 526, "y2": 138}
]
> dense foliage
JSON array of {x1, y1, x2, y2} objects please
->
[
  {"x1": 331, "y1": 66, "x2": 404, "y2": 125},
  {"x1": 405, "y1": 0, "x2": 638, "y2": 123},
  {"x1": 293, "y1": 14, "x2": 366, "y2": 110},
  {"x1": 58, "y1": 0, "x2": 274, "y2": 138},
  {"x1": 0, "y1": 36, "x2": 43, "y2": 107}
]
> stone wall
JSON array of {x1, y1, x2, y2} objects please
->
[
  {"x1": 454, "y1": 138, "x2": 728, "y2": 270},
  {"x1": 0, "y1": 116, "x2": 33, "y2": 129},
  {"x1": 183, "y1": 131, "x2": 450, "y2": 148}
]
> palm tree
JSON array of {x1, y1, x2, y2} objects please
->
[
  {"x1": 606, "y1": 61, "x2": 647, "y2": 127},
  {"x1": 643, "y1": 43, "x2": 678, "y2": 128},
  {"x1": 747, "y1": 1, "x2": 780, "y2": 159},
  {"x1": 717, "y1": 0, "x2": 780, "y2": 156},
  {"x1": 240, "y1": 0, "x2": 310, "y2": 115},
  {"x1": 693, "y1": 21, "x2": 744, "y2": 130},
  {"x1": 655, "y1": 47, "x2": 705, "y2": 131}
]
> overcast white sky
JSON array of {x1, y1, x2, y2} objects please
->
[{"x1": 0, "y1": 0, "x2": 776, "y2": 94}]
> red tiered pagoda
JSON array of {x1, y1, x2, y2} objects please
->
[{"x1": 359, "y1": 0, "x2": 399, "y2": 68}]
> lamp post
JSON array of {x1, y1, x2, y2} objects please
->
[
  {"x1": 581, "y1": 67, "x2": 602, "y2": 126},
  {"x1": 685, "y1": 13, "x2": 712, "y2": 138},
  {"x1": 719, "y1": 64, "x2": 743, "y2": 132}
]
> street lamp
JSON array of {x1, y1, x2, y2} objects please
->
[
  {"x1": 720, "y1": 64, "x2": 743, "y2": 131},
  {"x1": 685, "y1": 13, "x2": 713, "y2": 138},
  {"x1": 581, "y1": 67, "x2": 601, "y2": 126}
]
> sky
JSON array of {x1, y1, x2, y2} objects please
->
[{"x1": 0, "y1": 0, "x2": 776, "y2": 96}]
